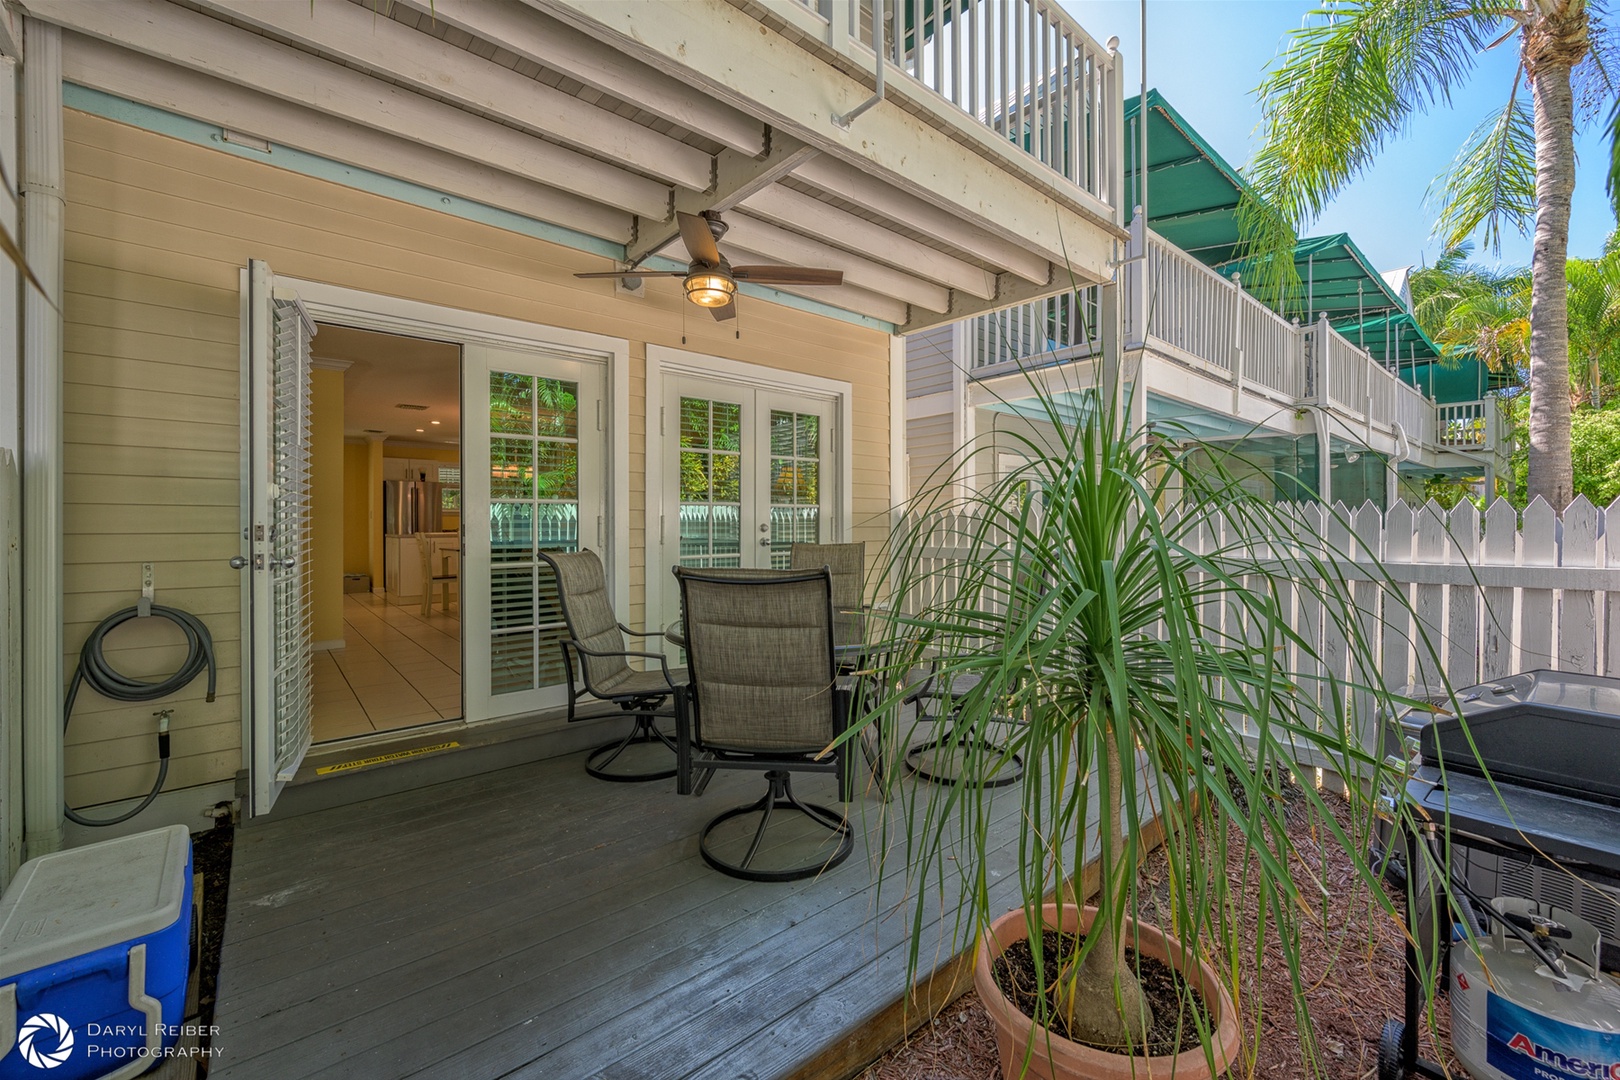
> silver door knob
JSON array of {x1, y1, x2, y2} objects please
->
[
  {"x1": 229, "y1": 556, "x2": 249, "y2": 569},
  {"x1": 758, "y1": 537, "x2": 772, "y2": 547},
  {"x1": 273, "y1": 556, "x2": 298, "y2": 570}
]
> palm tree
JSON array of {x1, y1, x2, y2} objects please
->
[{"x1": 1246, "y1": 0, "x2": 1611, "y2": 509}]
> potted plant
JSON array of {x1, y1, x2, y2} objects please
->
[{"x1": 859, "y1": 365, "x2": 1434, "y2": 1078}]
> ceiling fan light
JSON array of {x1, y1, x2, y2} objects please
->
[{"x1": 684, "y1": 270, "x2": 736, "y2": 308}]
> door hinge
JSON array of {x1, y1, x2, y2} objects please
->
[
  {"x1": 597, "y1": 514, "x2": 605, "y2": 549},
  {"x1": 660, "y1": 513, "x2": 665, "y2": 544},
  {"x1": 597, "y1": 400, "x2": 603, "y2": 432},
  {"x1": 659, "y1": 406, "x2": 665, "y2": 437}
]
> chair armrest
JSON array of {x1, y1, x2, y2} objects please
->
[
  {"x1": 566, "y1": 639, "x2": 677, "y2": 689},
  {"x1": 617, "y1": 624, "x2": 667, "y2": 639}
]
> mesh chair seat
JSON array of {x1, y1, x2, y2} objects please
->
[
  {"x1": 541, "y1": 549, "x2": 680, "y2": 783},
  {"x1": 594, "y1": 667, "x2": 685, "y2": 701}
]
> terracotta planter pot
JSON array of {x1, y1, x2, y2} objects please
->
[{"x1": 973, "y1": 903, "x2": 1241, "y2": 1080}]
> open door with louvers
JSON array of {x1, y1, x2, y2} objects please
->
[{"x1": 237, "y1": 259, "x2": 317, "y2": 818}]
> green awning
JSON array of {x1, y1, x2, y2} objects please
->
[
  {"x1": 1219, "y1": 233, "x2": 1407, "y2": 323},
  {"x1": 1124, "y1": 90, "x2": 1257, "y2": 268},
  {"x1": 1333, "y1": 311, "x2": 1441, "y2": 366}
]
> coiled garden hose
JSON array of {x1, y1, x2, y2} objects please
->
[{"x1": 63, "y1": 603, "x2": 217, "y2": 827}]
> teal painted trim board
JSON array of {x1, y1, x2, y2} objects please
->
[{"x1": 63, "y1": 84, "x2": 897, "y2": 334}]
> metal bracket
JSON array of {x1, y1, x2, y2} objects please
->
[{"x1": 138, "y1": 562, "x2": 155, "y2": 617}]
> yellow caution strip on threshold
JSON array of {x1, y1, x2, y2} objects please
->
[{"x1": 315, "y1": 741, "x2": 460, "y2": 775}]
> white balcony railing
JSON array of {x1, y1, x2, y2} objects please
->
[
  {"x1": 1124, "y1": 231, "x2": 1303, "y2": 398},
  {"x1": 967, "y1": 289, "x2": 1099, "y2": 370},
  {"x1": 1437, "y1": 400, "x2": 1494, "y2": 450},
  {"x1": 1306, "y1": 319, "x2": 1439, "y2": 446},
  {"x1": 789, "y1": 0, "x2": 1122, "y2": 208},
  {"x1": 962, "y1": 225, "x2": 1497, "y2": 461}
]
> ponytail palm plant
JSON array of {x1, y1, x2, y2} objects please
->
[{"x1": 858, "y1": 368, "x2": 1442, "y2": 1069}]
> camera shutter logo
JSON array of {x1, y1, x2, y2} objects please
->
[{"x1": 17, "y1": 1014, "x2": 74, "y2": 1069}]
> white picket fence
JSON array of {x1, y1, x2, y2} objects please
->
[{"x1": 898, "y1": 495, "x2": 1620, "y2": 762}]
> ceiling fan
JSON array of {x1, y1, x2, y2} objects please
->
[{"x1": 574, "y1": 210, "x2": 843, "y2": 320}]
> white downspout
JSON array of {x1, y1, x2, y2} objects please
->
[
  {"x1": 21, "y1": 18, "x2": 64, "y2": 857},
  {"x1": 833, "y1": 0, "x2": 885, "y2": 129}
]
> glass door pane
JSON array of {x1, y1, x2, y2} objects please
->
[
  {"x1": 766, "y1": 408, "x2": 822, "y2": 569},
  {"x1": 677, "y1": 395, "x2": 744, "y2": 569},
  {"x1": 464, "y1": 345, "x2": 602, "y2": 722}
]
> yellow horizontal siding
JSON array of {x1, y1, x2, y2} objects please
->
[{"x1": 61, "y1": 107, "x2": 892, "y2": 809}]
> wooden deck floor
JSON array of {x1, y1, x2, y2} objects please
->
[{"x1": 210, "y1": 741, "x2": 1027, "y2": 1080}]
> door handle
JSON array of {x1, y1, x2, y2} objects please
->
[
  {"x1": 272, "y1": 556, "x2": 298, "y2": 570},
  {"x1": 229, "y1": 556, "x2": 249, "y2": 570},
  {"x1": 758, "y1": 537, "x2": 772, "y2": 547}
]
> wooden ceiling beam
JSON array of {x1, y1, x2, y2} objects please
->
[
  {"x1": 190, "y1": 0, "x2": 711, "y2": 192},
  {"x1": 625, "y1": 132, "x2": 820, "y2": 267},
  {"x1": 26, "y1": 0, "x2": 672, "y2": 218},
  {"x1": 59, "y1": 34, "x2": 636, "y2": 244},
  {"x1": 387, "y1": 0, "x2": 765, "y2": 158}
]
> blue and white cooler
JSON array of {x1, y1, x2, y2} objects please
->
[{"x1": 0, "y1": 826, "x2": 194, "y2": 1080}]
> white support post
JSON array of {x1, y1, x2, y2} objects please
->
[
  {"x1": 1125, "y1": 209, "x2": 1146, "y2": 348},
  {"x1": 20, "y1": 17, "x2": 64, "y2": 858},
  {"x1": 1229, "y1": 271, "x2": 1244, "y2": 413},
  {"x1": 889, "y1": 332, "x2": 906, "y2": 517},
  {"x1": 1315, "y1": 311, "x2": 1331, "y2": 405}
]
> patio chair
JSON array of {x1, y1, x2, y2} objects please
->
[
  {"x1": 540, "y1": 549, "x2": 680, "y2": 783},
  {"x1": 789, "y1": 541, "x2": 866, "y2": 663},
  {"x1": 902, "y1": 564, "x2": 1039, "y2": 789},
  {"x1": 672, "y1": 565, "x2": 855, "y2": 881}
]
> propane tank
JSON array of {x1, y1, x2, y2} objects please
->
[{"x1": 1451, "y1": 898, "x2": 1620, "y2": 1080}]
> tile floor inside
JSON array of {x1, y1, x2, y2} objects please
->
[{"x1": 313, "y1": 593, "x2": 462, "y2": 742}]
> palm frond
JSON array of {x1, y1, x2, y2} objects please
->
[
  {"x1": 1430, "y1": 93, "x2": 1537, "y2": 253},
  {"x1": 1244, "y1": 0, "x2": 1514, "y2": 266}
]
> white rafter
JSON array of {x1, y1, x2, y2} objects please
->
[
  {"x1": 59, "y1": 34, "x2": 635, "y2": 244},
  {"x1": 740, "y1": 185, "x2": 995, "y2": 299},
  {"x1": 25, "y1": 0, "x2": 672, "y2": 218},
  {"x1": 721, "y1": 212, "x2": 949, "y2": 313},
  {"x1": 191, "y1": 0, "x2": 711, "y2": 192},
  {"x1": 791, "y1": 156, "x2": 1052, "y2": 285},
  {"x1": 386, "y1": 0, "x2": 765, "y2": 158}
]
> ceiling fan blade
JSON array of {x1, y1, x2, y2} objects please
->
[
  {"x1": 573, "y1": 270, "x2": 685, "y2": 279},
  {"x1": 677, "y1": 211, "x2": 721, "y2": 266},
  {"x1": 710, "y1": 301, "x2": 738, "y2": 322},
  {"x1": 731, "y1": 266, "x2": 844, "y2": 286}
]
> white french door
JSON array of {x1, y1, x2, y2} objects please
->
[
  {"x1": 240, "y1": 260, "x2": 316, "y2": 818},
  {"x1": 463, "y1": 343, "x2": 605, "y2": 722},
  {"x1": 657, "y1": 375, "x2": 836, "y2": 622}
]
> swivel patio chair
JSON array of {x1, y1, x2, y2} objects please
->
[
  {"x1": 789, "y1": 541, "x2": 866, "y2": 665},
  {"x1": 541, "y1": 549, "x2": 680, "y2": 783},
  {"x1": 673, "y1": 565, "x2": 855, "y2": 882}
]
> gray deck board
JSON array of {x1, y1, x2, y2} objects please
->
[{"x1": 212, "y1": 745, "x2": 1028, "y2": 1080}]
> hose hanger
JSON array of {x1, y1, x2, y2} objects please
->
[{"x1": 63, "y1": 594, "x2": 217, "y2": 828}]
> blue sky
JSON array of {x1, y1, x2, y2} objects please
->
[{"x1": 1060, "y1": 0, "x2": 1617, "y2": 274}]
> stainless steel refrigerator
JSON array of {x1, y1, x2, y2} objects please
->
[{"x1": 383, "y1": 478, "x2": 445, "y2": 536}]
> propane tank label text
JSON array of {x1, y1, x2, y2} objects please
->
[{"x1": 1487, "y1": 994, "x2": 1620, "y2": 1079}]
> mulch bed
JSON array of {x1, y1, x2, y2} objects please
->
[
  {"x1": 191, "y1": 822, "x2": 234, "y2": 1074},
  {"x1": 862, "y1": 787, "x2": 1462, "y2": 1079}
]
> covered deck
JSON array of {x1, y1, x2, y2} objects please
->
[{"x1": 209, "y1": 743, "x2": 1026, "y2": 1080}]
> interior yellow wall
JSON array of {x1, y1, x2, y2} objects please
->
[
  {"x1": 310, "y1": 368, "x2": 345, "y2": 645},
  {"x1": 59, "y1": 107, "x2": 891, "y2": 807},
  {"x1": 342, "y1": 441, "x2": 370, "y2": 578}
]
